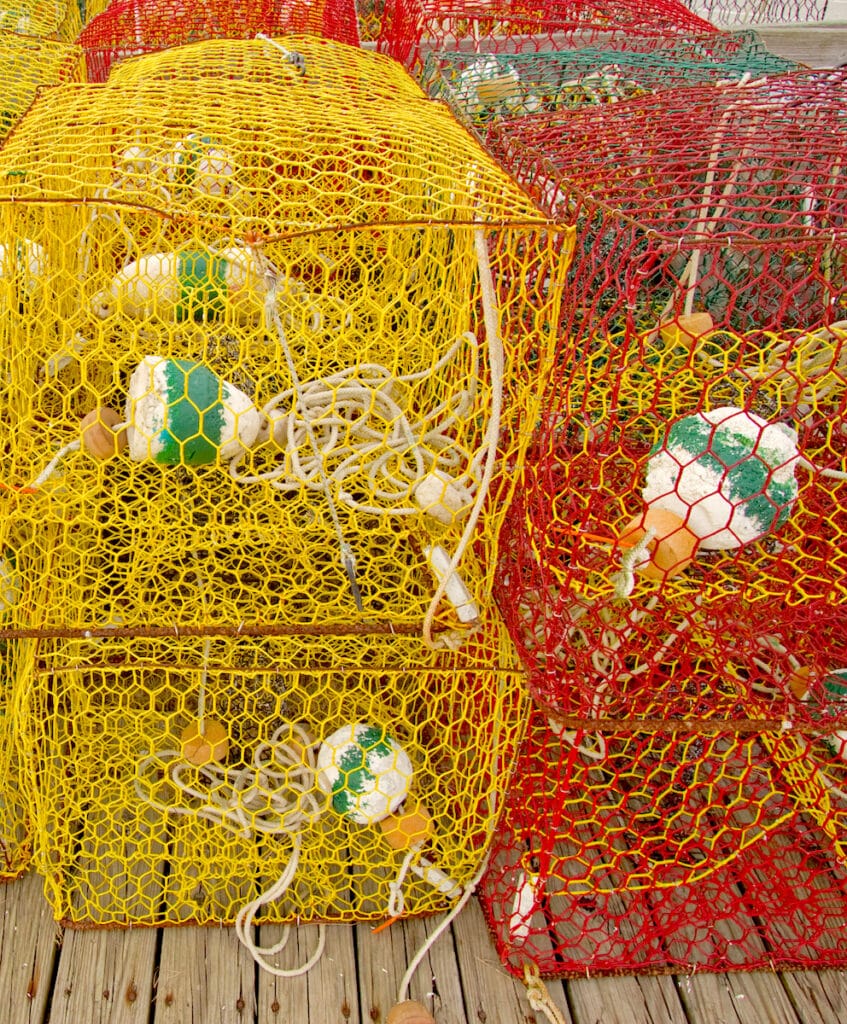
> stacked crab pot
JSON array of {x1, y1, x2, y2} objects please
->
[{"x1": 0, "y1": 35, "x2": 573, "y2": 931}]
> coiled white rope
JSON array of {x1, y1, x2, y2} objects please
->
[
  {"x1": 135, "y1": 722, "x2": 328, "y2": 976},
  {"x1": 239, "y1": 228, "x2": 503, "y2": 644}
]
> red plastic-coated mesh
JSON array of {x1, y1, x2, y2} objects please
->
[
  {"x1": 478, "y1": 707, "x2": 847, "y2": 978},
  {"x1": 485, "y1": 68, "x2": 847, "y2": 869},
  {"x1": 488, "y1": 70, "x2": 847, "y2": 334},
  {"x1": 377, "y1": 0, "x2": 718, "y2": 74},
  {"x1": 682, "y1": 0, "x2": 829, "y2": 26},
  {"x1": 77, "y1": 0, "x2": 361, "y2": 81}
]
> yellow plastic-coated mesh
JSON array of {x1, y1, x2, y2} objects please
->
[
  {"x1": 0, "y1": 70, "x2": 569, "y2": 923},
  {"x1": 0, "y1": 32, "x2": 84, "y2": 143},
  {"x1": 0, "y1": 76, "x2": 568, "y2": 641},
  {"x1": 107, "y1": 33, "x2": 425, "y2": 100},
  {"x1": 0, "y1": 0, "x2": 81, "y2": 40},
  {"x1": 1, "y1": 640, "x2": 29, "y2": 879},
  {"x1": 18, "y1": 628, "x2": 527, "y2": 925}
]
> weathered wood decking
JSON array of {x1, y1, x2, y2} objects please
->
[{"x1": 3, "y1": 867, "x2": 847, "y2": 1024}]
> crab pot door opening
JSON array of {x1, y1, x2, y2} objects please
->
[
  {"x1": 478, "y1": 705, "x2": 847, "y2": 978},
  {"x1": 76, "y1": 0, "x2": 362, "y2": 82},
  {"x1": 377, "y1": 0, "x2": 719, "y2": 76},
  {"x1": 20, "y1": 628, "x2": 527, "y2": 926}
]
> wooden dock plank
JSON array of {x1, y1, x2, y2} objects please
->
[
  {"x1": 390, "y1": 915, "x2": 467, "y2": 1024},
  {"x1": 251, "y1": 918, "x2": 362, "y2": 1024},
  {"x1": 780, "y1": 970, "x2": 847, "y2": 1024},
  {"x1": 453, "y1": 896, "x2": 572, "y2": 1024},
  {"x1": 0, "y1": 872, "x2": 59, "y2": 1024},
  {"x1": 675, "y1": 969, "x2": 802, "y2": 1024},
  {"x1": 49, "y1": 926, "x2": 157, "y2": 1024},
  {"x1": 305, "y1": 921, "x2": 360, "y2": 1024},
  {"x1": 152, "y1": 925, "x2": 256, "y2": 1024},
  {"x1": 567, "y1": 973, "x2": 689, "y2": 1024},
  {"x1": 256, "y1": 923, "x2": 315, "y2": 1022}
]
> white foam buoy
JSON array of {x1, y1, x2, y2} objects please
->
[{"x1": 125, "y1": 355, "x2": 261, "y2": 465}]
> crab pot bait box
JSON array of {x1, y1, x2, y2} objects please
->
[
  {"x1": 17, "y1": 628, "x2": 528, "y2": 926},
  {"x1": 422, "y1": 31, "x2": 796, "y2": 141},
  {"x1": 76, "y1": 0, "x2": 362, "y2": 81},
  {"x1": 377, "y1": 0, "x2": 718, "y2": 76},
  {"x1": 0, "y1": 32, "x2": 84, "y2": 145},
  {"x1": 478, "y1": 704, "x2": 847, "y2": 978}
]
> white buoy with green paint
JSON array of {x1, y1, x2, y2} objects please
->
[
  {"x1": 316, "y1": 723, "x2": 413, "y2": 826},
  {"x1": 125, "y1": 355, "x2": 261, "y2": 466},
  {"x1": 642, "y1": 405, "x2": 800, "y2": 549}
]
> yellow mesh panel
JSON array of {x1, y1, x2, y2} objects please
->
[
  {"x1": 18, "y1": 629, "x2": 527, "y2": 925},
  {"x1": 107, "y1": 33, "x2": 425, "y2": 99},
  {"x1": 0, "y1": 32, "x2": 84, "y2": 143},
  {"x1": 1, "y1": 641, "x2": 29, "y2": 878},
  {"x1": 0, "y1": 63, "x2": 571, "y2": 924},
  {"x1": 0, "y1": 0, "x2": 82, "y2": 40}
]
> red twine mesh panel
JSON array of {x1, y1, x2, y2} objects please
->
[
  {"x1": 486, "y1": 69, "x2": 847, "y2": 723},
  {"x1": 77, "y1": 0, "x2": 361, "y2": 81},
  {"x1": 482, "y1": 70, "x2": 847, "y2": 962},
  {"x1": 377, "y1": 0, "x2": 718, "y2": 74},
  {"x1": 478, "y1": 709, "x2": 847, "y2": 978}
]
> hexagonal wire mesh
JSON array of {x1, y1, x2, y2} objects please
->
[
  {"x1": 422, "y1": 30, "x2": 798, "y2": 142},
  {"x1": 472, "y1": 68, "x2": 847, "y2": 974},
  {"x1": 0, "y1": 31, "x2": 85, "y2": 145},
  {"x1": 377, "y1": 0, "x2": 719, "y2": 76},
  {"x1": 76, "y1": 0, "x2": 362, "y2": 81},
  {"x1": 681, "y1": 0, "x2": 830, "y2": 26},
  {"x1": 0, "y1": 0, "x2": 82, "y2": 40},
  {"x1": 106, "y1": 33, "x2": 426, "y2": 99},
  {"x1": 0, "y1": 52, "x2": 572, "y2": 938},
  {"x1": 478, "y1": 704, "x2": 847, "y2": 978}
]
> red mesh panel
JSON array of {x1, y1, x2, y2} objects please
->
[
  {"x1": 77, "y1": 0, "x2": 361, "y2": 81},
  {"x1": 378, "y1": 0, "x2": 718, "y2": 73},
  {"x1": 479, "y1": 709, "x2": 847, "y2": 977},
  {"x1": 485, "y1": 70, "x2": 847, "y2": 727},
  {"x1": 481, "y1": 70, "x2": 847, "y2": 973}
]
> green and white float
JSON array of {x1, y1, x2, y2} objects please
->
[
  {"x1": 316, "y1": 723, "x2": 413, "y2": 826},
  {"x1": 125, "y1": 355, "x2": 261, "y2": 465},
  {"x1": 619, "y1": 406, "x2": 799, "y2": 579}
]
